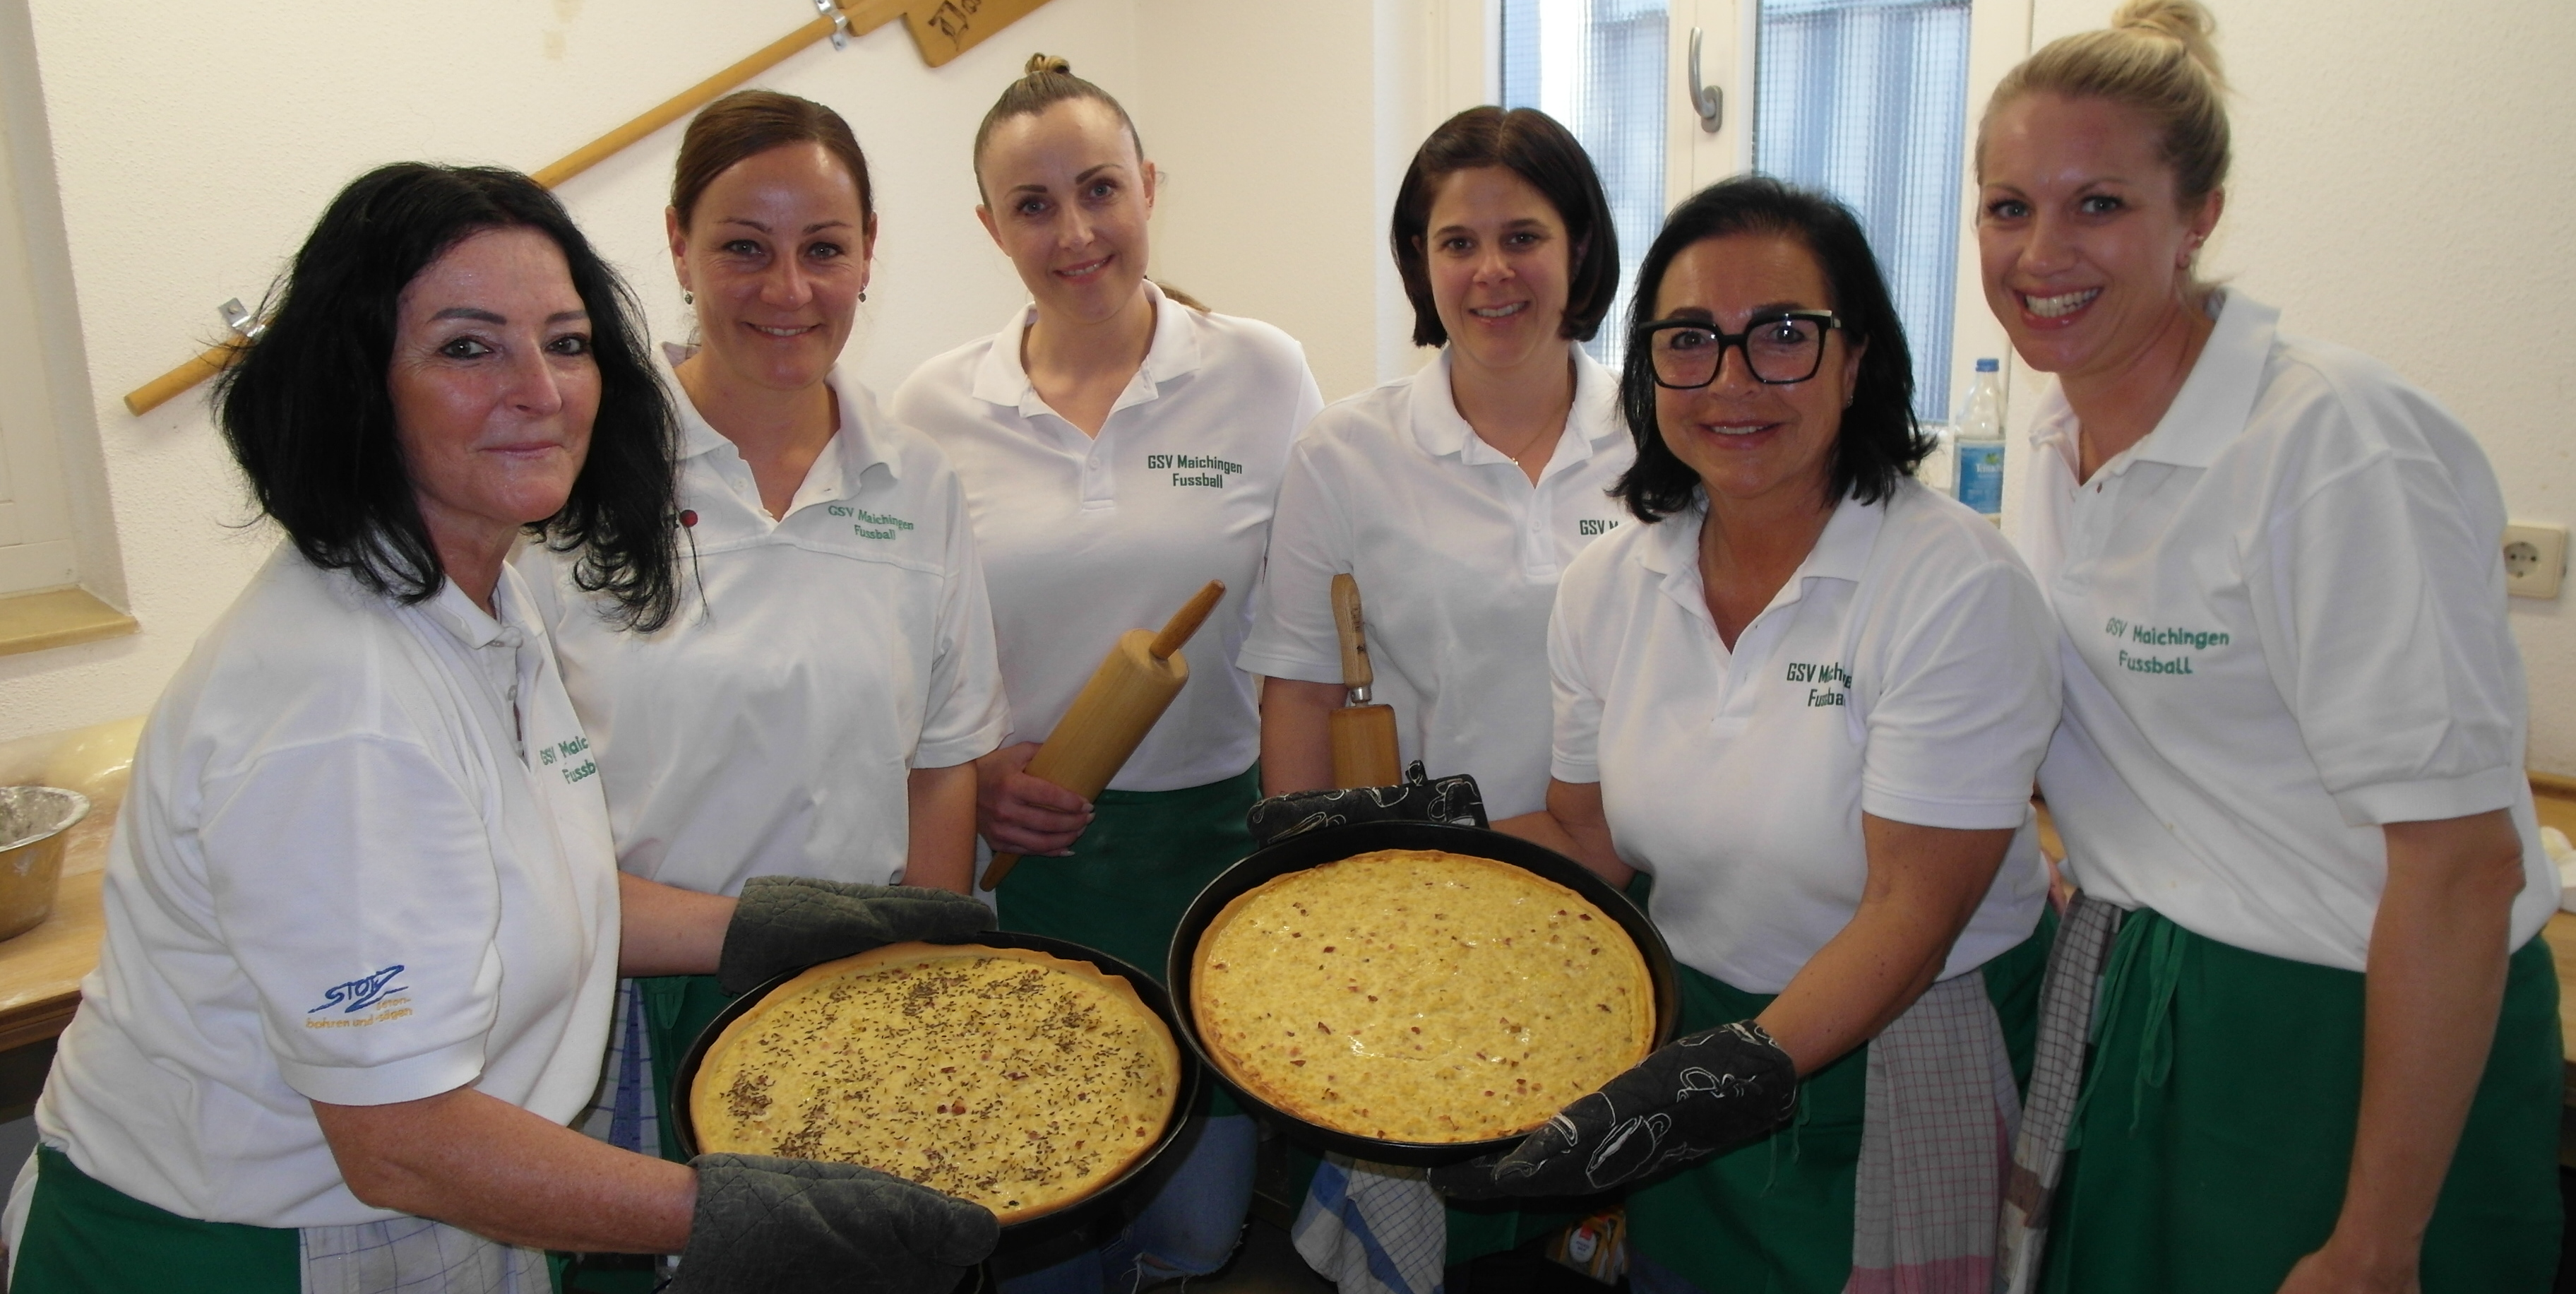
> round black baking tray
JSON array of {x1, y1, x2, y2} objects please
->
[
  {"x1": 672, "y1": 930, "x2": 1203, "y2": 1246},
  {"x1": 1167, "y1": 821, "x2": 1678, "y2": 1168}
]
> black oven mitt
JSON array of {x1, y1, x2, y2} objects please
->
[
  {"x1": 671, "y1": 1153, "x2": 996, "y2": 1294},
  {"x1": 718, "y1": 877, "x2": 997, "y2": 995},
  {"x1": 1430, "y1": 1021, "x2": 1799, "y2": 1199},
  {"x1": 1246, "y1": 761, "x2": 1487, "y2": 847}
]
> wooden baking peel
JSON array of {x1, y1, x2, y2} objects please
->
[
  {"x1": 981, "y1": 581, "x2": 1226, "y2": 891},
  {"x1": 1329, "y1": 574, "x2": 1403, "y2": 789}
]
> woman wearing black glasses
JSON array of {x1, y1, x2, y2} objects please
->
[{"x1": 1448, "y1": 175, "x2": 2061, "y2": 1294}]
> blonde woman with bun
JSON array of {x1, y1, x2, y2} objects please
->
[
  {"x1": 1981, "y1": 4, "x2": 2560, "y2": 1290},
  {"x1": 891, "y1": 54, "x2": 1322, "y2": 1294}
]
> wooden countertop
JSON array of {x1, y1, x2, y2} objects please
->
[{"x1": 0, "y1": 870, "x2": 100, "y2": 1053}]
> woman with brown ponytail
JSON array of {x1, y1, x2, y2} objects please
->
[
  {"x1": 528, "y1": 90, "x2": 1008, "y2": 1178},
  {"x1": 893, "y1": 54, "x2": 1323, "y2": 1294},
  {"x1": 1981, "y1": 4, "x2": 2560, "y2": 1289}
]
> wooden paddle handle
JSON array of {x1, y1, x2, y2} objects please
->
[
  {"x1": 1330, "y1": 704, "x2": 1402, "y2": 789},
  {"x1": 1330, "y1": 574, "x2": 1373, "y2": 691}
]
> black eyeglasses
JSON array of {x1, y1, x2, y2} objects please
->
[{"x1": 1638, "y1": 311, "x2": 1844, "y2": 388}]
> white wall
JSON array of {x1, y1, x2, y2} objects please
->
[
  {"x1": 1135, "y1": 1, "x2": 1382, "y2": 403},
  {"x1": 1135, "y1": 0, "x2": 1471, "y2": 405},
  {"x1": 2016, "y1": 0, "x2": 2576, "y2": 771},
  {"x1": 13, "y1": 0, "x2": 2576, "y2": 775},
  {"x1": 0, "y1": 0, "x2": 1143, "y2": 740}
]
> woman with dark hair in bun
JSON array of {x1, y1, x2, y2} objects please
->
[
  {"x1": 1445, "y1": 175, "x2": 2061, "y2": 1294},
  {"x1": 4, "y1": 162, "x2": 996, "y2": 1293},
  {"x1": 893, "y1": 54, "x2": 1322, "y2": 1294}
]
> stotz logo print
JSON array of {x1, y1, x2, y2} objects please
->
[
  {"x1": 306, "y1": 966, "x2": 413, "y2": 1028},
  {"x1": 1144, "y1": 453, "x2": 1243, "y2": 489}
]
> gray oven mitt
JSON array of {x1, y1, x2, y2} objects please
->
[
  {"x1": 1431, "y1": 1021, "x2": 1799, "y2": 1199},
  {"x1": 669, "y1": 1153, "x2": 997, "y2": 1294},
  {"x1": 1245, "y1": 761, "x2": 1487, "y2": 847},
  {"x1": 717, "y1": 877, "x2": 996, "y2": 995}
]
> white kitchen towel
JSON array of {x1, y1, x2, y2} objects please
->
[
  {"x1": 1844, "y1": 968, "x2": 2020, "y2": 1294},
  {"x1": 573, "y1": 978, "x2": 660, "y2": 1156},
  {"x1": 1294, "y1": 1154, "x2": 1446, "y2": 1294},
  {"x1": 1996, "y1": 894, "x2": 2123, "y2": 1293},
  {"x1": 300, "y1": 1214, "x2": 549, "y2": 1294}
]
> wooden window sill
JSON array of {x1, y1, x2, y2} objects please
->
[{"x1": 0, "y1": 588, "x2": 134, "y2": 658}]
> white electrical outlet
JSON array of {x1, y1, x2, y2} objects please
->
[{"x1": 2503, "y1": 523, "x2": 2568, "y2": 599}]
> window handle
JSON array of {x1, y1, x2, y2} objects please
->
[{"x1": 1688, "y1": 27, "x2": 1724, "y2": 133}]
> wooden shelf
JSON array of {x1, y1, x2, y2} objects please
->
[{"x1": 0, "y1": 588, "x2": 133, "y2": 658}]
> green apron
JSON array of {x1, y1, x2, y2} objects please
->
[
  {"x1": 1623, "y1": 914, "x2": 2049, "y2": 1294},
  {"x1": 635, "y1": 973, "x2": 739, "y2": 1163},
  {"x1": 995, "y1": 765, "x2": 1261, "y2": 1117},
  {"x1": 2038, "y1": 908, "x2": 2562, "y2": 1294},
  {"x1": 13, "y1": 1144, "x2": 299, "y2": 1293}
]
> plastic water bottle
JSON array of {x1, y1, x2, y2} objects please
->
[{"x1": 1952, "y1": 358, "x2": 2005, "y2": 518}]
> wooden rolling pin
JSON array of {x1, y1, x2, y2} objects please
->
[
  {"x1": 1329, "y1": 574, "x2": 1403, "y2": 788},
  {"x1": 981, "y1": 581, "x2": 1226, "y2": 891}
]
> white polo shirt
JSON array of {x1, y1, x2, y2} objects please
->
[
  {"x1": 2015, "y1": 292, "x2": 2558, "y2": 971},
  {"x1": 37, "y1": 550, "x2": 621, "y2": 1227},
  {"x1": 527, "y1": 351, "x2": 1008, "y2": 896},
  {"x1": 891, "y1": 284, "x2": 1323, "y2": 791},
  {"x1": 1552, "y1": 482, "x2": 2058, "y2": 994},
  {"x1": 1236, "y1": 345, "x2": 1633, "y2": 817}
]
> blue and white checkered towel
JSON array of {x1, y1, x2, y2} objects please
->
[{"x1": 1292, "y1": 1155, "x2": 1446, "y2": 1294}]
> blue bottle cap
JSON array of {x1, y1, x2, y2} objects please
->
[{"x1": 1975, "y1": 357, "x2": 2000, "y2": 372}]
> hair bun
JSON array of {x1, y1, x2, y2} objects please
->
[
  {"x1": 1024, "y1": 53, "x2": 1073, "y2": 77},
  {"x1": 2109, "y1": 0, "x2": 2222, "y2": 80}
]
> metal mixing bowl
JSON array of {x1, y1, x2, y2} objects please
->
[{"x1": 0, "y1": 787, "x2": 90, "y2": 942}]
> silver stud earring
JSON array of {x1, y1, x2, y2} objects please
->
[
  {"x1": 859, "y1": 290, "x2": 868, "y2": 303},
  {"x1": 682, "y1": 290, "x2": 693, "y2": 306}
]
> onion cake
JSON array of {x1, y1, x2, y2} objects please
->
[
  {"x1": 691, "y1": 942, "x2": 1181, "y2": 1222},
  {"x1": 1191, "y1": 849, "x2": 1653, "y2": 1144}
]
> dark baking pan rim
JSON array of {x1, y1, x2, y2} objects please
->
[
  {"x1": 1165, "y1": 821, "x2": 1678, "y2": 1168},
  {"x1": 671, "y1": 930, "x2": 1204, "y2": 1247}
]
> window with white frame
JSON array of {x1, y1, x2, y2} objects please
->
[
  {"x1": 1499, "y1": 0, "x2": 1976, "y2": 420},
  {"x1": 0, "y1": 80, "x2": 83, "y2": 597},
  {"x1": 1499, "y1": 0, "x2": 1669, "y2": 369},
  {"x1": 1754, "y1": 0, "x2": 1972, "y2": 420}
]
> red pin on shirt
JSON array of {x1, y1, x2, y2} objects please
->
[{"x1": 679, "y1": 510, "x2": 698, "y2": 528}]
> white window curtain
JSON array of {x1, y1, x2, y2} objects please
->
[
  {"x1": 1499, "y1": 0, "x2": 1668, "y2": 369},
  {"x1": 1755, "y1": 0, "x2": 1973, "y2": 420}
]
